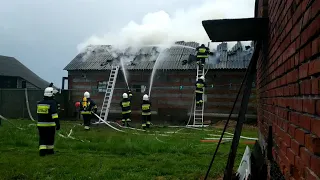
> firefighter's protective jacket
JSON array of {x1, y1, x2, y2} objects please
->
[
  {"x1": 80, "y1": 97, "x2": 97, "y2": 115},
  {"x1": 120, "y1": 98, "x2": 131, "y2": 114},
  {"x1": 37, "y1": 98, "x2": 59, "y2": 127},
  {"x1": 142, "y1": 100, "x2": 151, "y2": 116},
  {"x1": 195, "y1": 79, "x2": 207, "y2": 93},
  {"x1": 196, "y1": 46, "x2": 210, "y2": 58}
]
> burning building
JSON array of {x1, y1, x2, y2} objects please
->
[{"x1": 63, "y1": 41, "x2": 256, "y2": 123}]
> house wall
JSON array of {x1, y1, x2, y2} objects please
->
[
  {"x1": 68, "y1": 69, "x2": 257, "y2": 122},
  {"x1": 17, "y1": 77, "x2": 39, "y2": 89},
  {"x1": 256, "y1": 0, "x2": 320, "y2": 179},
  {"x1": 0, "y1": 76, "x2": 40, "y2": 89},
  {"x1": 0, "y1": 76, "x2": 17, "y2": 88}
]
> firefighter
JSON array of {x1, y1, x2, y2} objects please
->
[
  {"x1": 195, "y1": 76, "x2": 207, "y2": 107},
  {"x1": 196, "y1": 44, "x2": 210, "y2": 68},
  {"x1": 80, "y1": 91, "x2": 97, "y2": 130},
  {"x1": 141, "y1": 94, "x2": 151, "y2": 129},
  {"x1": 36, "y1": 86, "x2": 60, "y2": 156},
  {"x1": 120, "y1": 93, "x2": 131, "y2": 127}
]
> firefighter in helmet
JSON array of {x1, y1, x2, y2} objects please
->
[
  {"x1": 195, "y1": 76, "x2": 206, "y2": 107},
  {"x1": 36, "y1": 86, "x2": 60, "y2": 156},
  {"x1": 196, "y1": 44, "x2": 210, "y2": 68},
  {"x1": 141, "y1": 94, "x2": 152, "y2": 129},
  {"x1": 80, "y1": 91, "x2": 97, "y2": 130},
  {"x1": 120, "y1": 92, "x2": 131, "y2": 127}
]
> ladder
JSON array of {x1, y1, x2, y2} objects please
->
[
  {"x1": 187, "y1": 64, "x2": 208, "y2": 127},
  {"x1": 95, "y1": 66, "x2": 120, "y2": 124}
]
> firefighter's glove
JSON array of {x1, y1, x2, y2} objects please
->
[{"x1": 94, "y1": 108, "x2": 97, "y2": 113}]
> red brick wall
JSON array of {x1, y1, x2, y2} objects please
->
[
  {"x1": 68, "y1": 69, "x2": 257, "y2": 120},
  {"x1": 256, "y1": 0, "x2": 320, "y2": 179}
]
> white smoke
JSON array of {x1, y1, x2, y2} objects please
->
[{"x1": 77, "y1": 0, "x2": 255, "y2": 51}]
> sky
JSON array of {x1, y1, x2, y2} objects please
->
[{"x1": 0, "y1": 0, "x2": 255, "y2": 88}]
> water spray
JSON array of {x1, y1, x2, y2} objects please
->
[
  {"x1": 148, "y1": 44, "x2": 196, "y2": 97},
  {"x1": 119, "y1": 57, "x2": 130, "y2": 90}
]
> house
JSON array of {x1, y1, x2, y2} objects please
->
[
  {"x1": 0, "y1": 55, "x2": 50, "y2": 89},
  {"x1": 64, "y1": 41, "x2": 256, "y2": 122}
]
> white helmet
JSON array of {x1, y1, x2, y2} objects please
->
[
  {"x1": 199, "y1": 76, "x2": 205, "y2": 81},
  {"x1": 44, "y1": 87, "x2": 54, "y2": 97},
  {"x1": 123, "y1": 93, "x2": 128, "y2": 99},
  {"x1": 84, "y1": 91, "x2": 90, "y2": 98},
  {"x1": 143, "y1": 94, "x2": 149, "y2": 101}
]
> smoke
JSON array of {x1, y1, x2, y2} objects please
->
[{"x1": 77, "y1": 0, "x2": 255, "y2": 52}]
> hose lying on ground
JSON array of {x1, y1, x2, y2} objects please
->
[
  {"x1": 93, "y1": 113, "x2": 125, "y2": 133},
  {"x1": 0, "y1": 115, "x2": 25, "y2": 130},
  {"x1": 24, "y1": 88, "x2": 35, "y2": 121}
]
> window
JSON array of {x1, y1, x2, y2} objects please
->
[
  {"x1": 141, "y1": 85, "x2": 146, "y2": 93},
  {"x1": 97, "y1": 81, "x2": 107, "y2": 92},
  {"x1": 132, "y1": 85, "x2": 140, "y2": 92},
  {"x1": 132, "y1": 85, "x2": 147, "y2": 93},
  {"x1": 22, "y1": 81, "x2": 26, "y2": 88}
]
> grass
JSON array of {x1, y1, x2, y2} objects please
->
[{"x1": 0, "y1": 119, "x2": 258, "y2": 180}]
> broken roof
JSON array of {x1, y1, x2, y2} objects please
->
[
  {"x1": 0, "y1": 55, "x2": 50, "y2": 89},
  {"x1": 64, "y1": 41, "x2": 253, "y2": 71}
]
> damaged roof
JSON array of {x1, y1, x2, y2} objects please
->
[{"x1": 64, "y1": 41, "x2": 253, "y2": 71}]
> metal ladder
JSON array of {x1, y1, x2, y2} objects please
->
[
  {"x1": 95, "y1": 66, "x2": 120, "y2": 124},
  {"x1": 187, "y1": 65, "x2": 208, "y2": 127}
]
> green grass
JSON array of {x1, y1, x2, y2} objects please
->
[{"x1": 0, "y1": 119, "x2": 258, "y2": 180}]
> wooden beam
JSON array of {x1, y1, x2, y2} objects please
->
[{"x1": 223, "y1": 41, "x2": 261, "y2": 180}]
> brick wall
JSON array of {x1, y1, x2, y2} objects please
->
[
  {"x1": 256, "y1": 0, "x2": 320, "y2": 179},
  {"x1": 68, "y1": 69, "x2": 257, "y2": 121}
]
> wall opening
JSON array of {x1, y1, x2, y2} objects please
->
[
  {"x1": 22, "y1": 80, "x2": 26, "y2": 88},
  {"x1": 132, "y1": 84, "x2": 147, "y2": 93},
  {"x1": 97, "y1": 81, "x2": 107, "y2": 92}
]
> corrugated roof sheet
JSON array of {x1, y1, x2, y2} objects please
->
[
  {"x1": 0, "y1": 55, "x2": 50, "y2": 89},
  {"x1": 64, "y1": 41, "x2": 253, "y2": 71}
]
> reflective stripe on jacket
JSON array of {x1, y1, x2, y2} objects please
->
[
  {"x1": 120, "y1": 99, "x2": 131, "y2": 114},
  {"x1": 142, "y1": 101, "x2": 151, "y2": 115},
  {"x1": 37, "y1": 99, "x2": 59, "y2": 127}
]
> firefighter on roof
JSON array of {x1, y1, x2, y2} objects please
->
[
  {"x1": 196, "y1": 44, "x2": 210, "y2": 68},
  {"x1": 120, "y1": 93, "x2": 131, "y2": 127},
  {"x1": 195, "y1": 76, "x2": 206, "y2": 107},
  {"x1": 36, "y1": 86, "x2": 60, "y2": 156},
  {"x1": 141, "y1": 94, "x2": 152, "y2": 129},
  {"x1": 80, "y1": 91, "x2": 97, "y2": 130}
]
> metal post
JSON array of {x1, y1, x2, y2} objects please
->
[{"x1": 223, "y1": 47, "x2": 257, "y2": 179}]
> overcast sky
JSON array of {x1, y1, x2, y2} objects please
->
[{"x1": 0, "y1": 0, "x2": 254, "y2": 88}]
